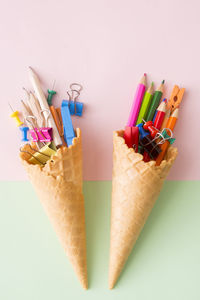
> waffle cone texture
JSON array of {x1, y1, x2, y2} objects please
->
[
  {"x1": 20, "y1": 128, "x2": 88, "y2": 289},
  {"x1": 109, "y1": 130, "x2": 178, "y2": 289}
]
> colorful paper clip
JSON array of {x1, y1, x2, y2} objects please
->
[
  {"x1": 20, "y1": 143, "x2": 56, "y2": 165},
  {"x1": 30, "y1": 127, "x2": 53, "y2": 142},
  {"x1": 29, "y1": 143, "x2": 56, "y2": 165},
  {"x1": 65, "y1": 83, "x2": 84, "y2": 116}
]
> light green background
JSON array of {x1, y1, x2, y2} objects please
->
[{"x1": 0, "y1": 181, "x2": 199, "y2": 299}]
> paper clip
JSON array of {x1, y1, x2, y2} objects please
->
[
  {"x1": 26, "y1": 109, "x2": 52, "y2": 142},
  {"x1": 65, "y1": 83, "x2": 84, "y2": 116},
  {"x1": 40, "y1": 108, "x2": 51, "y2": 127},
  {"x1": 30, "y1": 127, "x2": 53, "y2": 142},
  {"x1": 20, "y1": 144, "x2": 53, "y2": 165},
  {"x1": 29, "y1": 143, "x2": 56, "y2": 165},
  {"x1": 61, "y1": 100, "x2": 75, "y2": 146},
  {"x1": 25, "y1": 115, "x2": 45, "y2": 149}
]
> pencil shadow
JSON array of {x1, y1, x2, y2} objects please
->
[{"x1": 114, "y1": 180, "x2": 180, "y2": 288}]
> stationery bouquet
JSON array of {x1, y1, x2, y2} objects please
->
[
  {"x1": 11, "y1": 68, "x2": 87, "y2": 289},
  {"x1": 109, "y1": 75, "x2": 185, "y2": 288}
]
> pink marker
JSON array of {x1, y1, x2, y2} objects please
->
[{"x1": 127, "y1": 73, "x2": 147, "y2": 126}]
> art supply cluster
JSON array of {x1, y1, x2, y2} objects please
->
[
  {"x1": 124, "y1": 74, "x2": 185, "y2": 165},
  {"x1": 9, "y1": 67, "x2": 84, "y2": 166}
]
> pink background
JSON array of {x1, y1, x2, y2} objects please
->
[{"x1": 0, "y1": 0, "x2": 199, "y2": 180}]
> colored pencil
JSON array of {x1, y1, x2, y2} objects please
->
[
  {"x1": 160, "y1": 109, "x2": 170, "y2": 131},
  {"x1": 136, "y1": 82, "x2": 154, "y2": 124},
  {"x1": 152, "y1": 98, "x2": 167, "y2": 123},
  {"x1": 146, "y1": 80, "x2": 164, "y2": 121},
  {"x1": 143, "y1": 101, "x2": 167, "y2": 162},
  {"x1": 156, "y1": 108, "x2": 179, "y2": 166},
  {"x1": 154, "y1": 101, "x2": 166, "y2": 130},
  {"x1": 127, "y1": 74, "x2": 147, "y2": 127}
]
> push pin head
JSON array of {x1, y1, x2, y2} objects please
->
[
  {"x1": 143, "y1": 121, "x2": 153, "y2": 130},
  {"x1": 143, "y1": 120, "x2": 158, "y2": 138},
  {"x1": 47, "y1": 90, "x2": 56, "y2": 106},
  {"x1": 9, "y1": 103, "x2": 24, "y2": 127},
  {"x1": 47, "y1": 80, "x2": 56, "y2": 106}
]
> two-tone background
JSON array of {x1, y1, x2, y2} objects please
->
[{"x1": 0, "y1": 0, "x2": 199, "y2": 299}]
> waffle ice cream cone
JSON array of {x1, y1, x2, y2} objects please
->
[
  {"x1": 109, "y1": 130, "x2": 178, "y2": 289},
  {"x1": 20, "y1": 128, "x2": 88, "y2": 289}
]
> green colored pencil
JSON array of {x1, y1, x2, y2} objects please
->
[
  {"x1": 146, "y1": 80, "x2": 165, "y2": 121},
  {"x1": 136, "y1": 82, "x2": 154, "y2": 124}
]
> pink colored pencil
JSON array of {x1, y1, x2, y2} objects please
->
[{"x1": 127, "y1": 74, "x2": 147, "y2": 127}]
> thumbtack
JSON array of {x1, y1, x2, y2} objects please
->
[
  {"x1": 20, "y1": 126, "x2": 29, "y2": 142},
  {"x1": 47, "y1": 80, "x2": 56, "y2": 106},
  {"x1": 143, "y1": 121, "x2": 159, "y2": 138}
]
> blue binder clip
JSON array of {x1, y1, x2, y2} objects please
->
[
  {"x1": 61, "y1": 101, "x2": 75, "y2": 146},
  {"x1": 66, "y1": 83, "x2": 84, "y2": 116}
]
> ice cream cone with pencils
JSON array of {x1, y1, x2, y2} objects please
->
[
  {"x1": 109, "y1": 74, "x2": 185, "y2": 288},
  {"x1": 10, "y1": 68, "x2": 87, "y2": 289}
]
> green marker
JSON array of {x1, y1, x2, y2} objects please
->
[
  {"x1": 47, "y1": 80, "x2": 56, "y2": 106},
  {"x1": 145, "y1": 80, "x2": 165, "y2": 121},
  {"x1": 136, "y1": 82, "x2": 154, "y2": 124}
]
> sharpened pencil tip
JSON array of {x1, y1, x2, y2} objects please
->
[
  {"x1": 144, "y1": 73, "x2": 147, "y2": 76},
  {"x1": 162, "y1": 80, "x2": 165, "y2": 84},
  {"x1": 151, "y1": 81, "x2": 154, "y2": 86}
]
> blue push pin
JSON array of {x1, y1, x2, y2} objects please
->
[
  {"x1": 20, "y1": 126, "x2": 29, "y2": 142},
  {"x1": 136, "y1": 123, "x2": 149, "y2": 139}
]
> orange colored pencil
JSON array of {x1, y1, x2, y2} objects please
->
[
  {"x1": 160, "y1": 109, "x2": 170, "y2": 131},
  {"x1": 156, "y1": 108, "x2": 179, "y2": 166}
]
